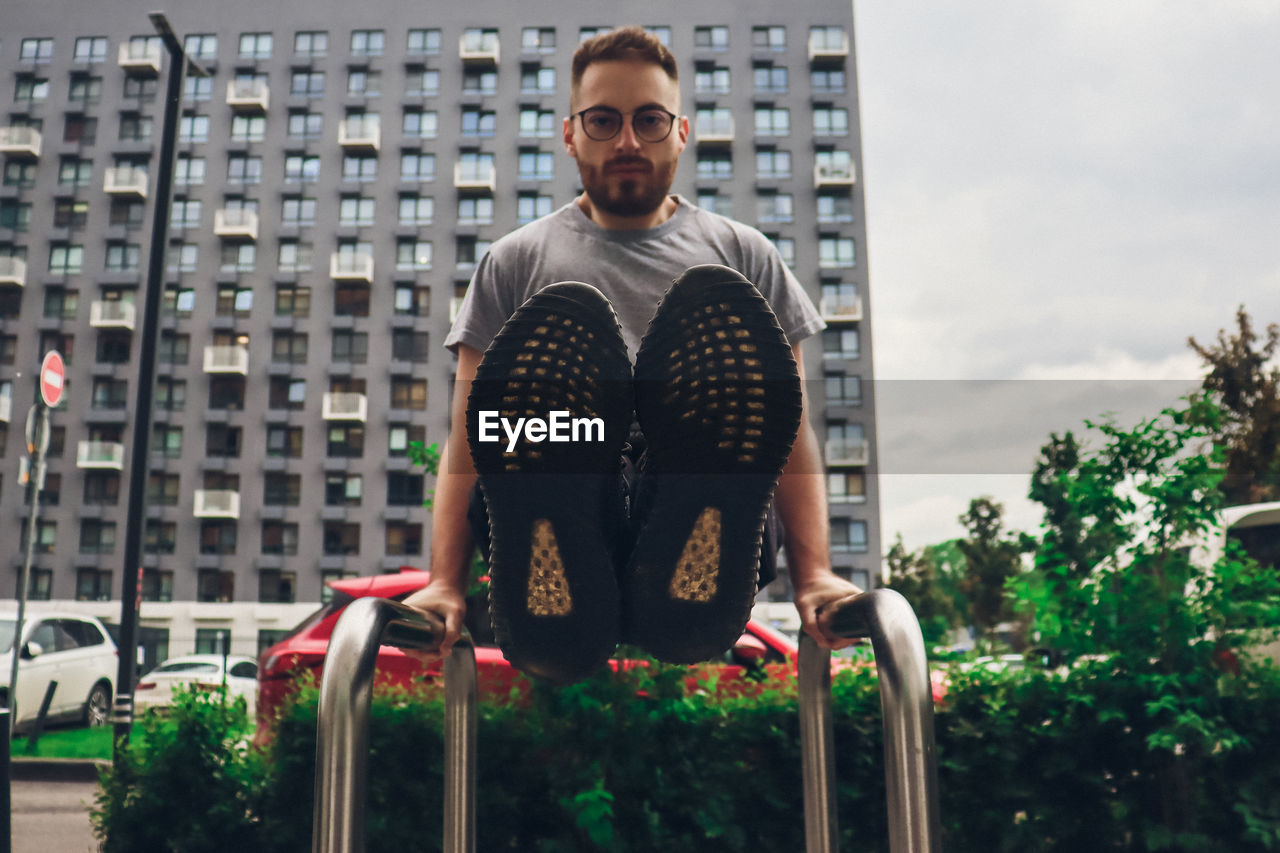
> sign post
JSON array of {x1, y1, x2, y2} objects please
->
[{"x1": 7, "y1": 351, "x2": 62, "y2": 737}]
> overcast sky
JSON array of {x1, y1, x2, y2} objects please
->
[{"x1": 852, "y1": 2, "x2": 1280, "y2": 556}]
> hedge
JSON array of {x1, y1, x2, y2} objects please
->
[{"x1": 93, "y1": 658, "x2": 1280, "y2": 852}]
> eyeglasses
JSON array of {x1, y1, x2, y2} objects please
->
[{"x1": 571, "y1": 106, "x2": 680, "y2": 143}]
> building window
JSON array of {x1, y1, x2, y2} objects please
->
[
  {"x1": 518, "y1": 109, "x2": 556, "y2": 138},
  {"x1": 157, "y1": 332, "x2": 190, "y2": 365},
  {"x1": 517, "y1": 149, "x2": 553, "y2": 181},
  {"x1": 400, "y1": 151, "x2": 436, "y2": 182},
  {"x1": 645, "y1": 25, "x2": 672, "y2": 46},
  {"x1": 398, "y1": 195, "x2": 434, "y2": 226},
  {"x1": 817, "y1": 193, "x2": 854, "y2": 224},
  {"x1": 391, "y1": 377, "x2": 428, "y2": 410},
  {"x1": 230, "y1": 115, "x2": 266, "y2": 143},
  {"x1": 393, "y1": 285, "x2": 429, "y2": 317},
  {"x1": 824, "y1": 374, "x2": 862, "y2": 406},
  {"x1": 15, "y1": 76, "x2": 50, "y2": 104},
  {"x1": 810, "y1": 26, "x2": 847, "y2": 52},
  {"x1": 323, "y1": 522, "x2": 361, "y2": 556},
  {"x1": 522, "y1": 27, "x2": 556, "y2": 52},
  {"x1": 822, "y1": 327, "x2": 860, "y2": 359},
  {"x1": 462, "y1": 70, "x2": 497, "y2": 96},
  {"x1": 74, "y1": 36, "x2": 109, "y2": 62},
  {"x1": 22, "y1": 571, "x2": 53, "y2": 602},
  {"x1": 754, "y1": 107, "x2": 790, "y2": 136},
  {"x1": 395, "y1": 239, "x2": 433, "y2": 270},
  {"x1": 1, "y1": 201, "x2": 32, "y2": 231},
  {"x1": 178, "y1": 114, "x2": 209, "y2": 143},
  {"x1": 405, "y1": 67, "x2": 439, "y2": 97},
  {"x1": 331, "y1": 329, "x2": 368, "y2": 363},
  {"x1": 694, "y1": 65, "x2": 730, "y2": 95},
  {"x1": 325, "y1": 473, "x2": 363, "y2": 507},
  {"x1": 828, "y1": 471, "x2": 866, "y2": 504},
  {"x1": 813, "y1": 107, "x2": 850, "y2": 136},
  {"x1": 160, "y1": 283, "x2": 191, "y2": 314},
  {"x1": 290, "y1": 70, "x2": 325, "y2": 96},
  {"x1": 757, "y1": 192, "x2": 793, "y2": 224},
  {"x1": 406, "y1": 28, "x2": 442, "y2": 55},
  {"x1": 68, "y1": 73, "x2": 103, "y2": 104},
  {"x1": 274, "y1": 285, "x2": 311, "y2": 320},
  {"x1": 455, "y1": 236, "x2": 491, "y2": 267},
  {"x1": 327, "y1": 423, "x2": 365, "y2": 458},
  {"x1": 155, "y1": 378, "x2": 186, "y2": 411},
  {"x1": 258, "y1": 572, "x2": 296, "y2": 605},
  {"x1": 109, "y1": 198, "x2": 144, "y2": 228},
  {"x1": 753, "y1": 62, "x2": 787, "y2": 93},
  {"x1": 456, "y1": 196, "x2": 493, "y2": 225},
  {"x1": 768, "y1": 234, "x2": 796, "y2": 267},
  {"x1": 385, "y1": 522, "x2": 423, "y2": 556},
  {"x1": 516, "y1": 192, "x2": 553, "y2": 224},
  {"x1": 819, "y1": 236, "x2": 856, "y2": 268},
  {"x1": 347, "y1": 68, "x2": 380, "y2": 97},
  {"x1": 104, "y1": 243, "x2": 141, "y2": 273},
  {"x1": 264, "y1": 472, "x2": 302, "y2": 506},
  {"x1": 693, "y1": 26, "x2": 729, "y2": 50},
  {"x1": 49, "y1": 244, "x2": 84, "y2": 275},
  {"x1": 751, "y1": 26, "x2": 786, "y2": 51},
  {"x1": 151, "y1": 425, "x2": 183, "y2": 457},
  {"x1": 272, "y1": 330, "x2": 308, "y2": 363},
  {"x1": 183, "y1": 76, "x2": 212, "y2": 102},
  {"x1": 58, "y1": 156, "x2": 93, "y2": 187},
  {"x1": 183, "y1": 34, "x2": 218, "y2": 59},
  {"x1": 76, "y1": 569, "x2": 113, "y2": 602},
  {"x1": 268, "y1": 378, "x2": 306, "y2": 410},
  {"x1": 350, "y1": 29, "x2": 385, "y2": 56},
  {"x1": 63, "y1": 114, "x2": 98, "y2": 145},
  {"x1": 696, "y1": 192, "x2": 731, "y2": 217},
  {"x1": 821, "y1": 282, "x2": 859, "y2": 313},
  {"x1": 342, "y1": 155, "x2": 378, "y2": 182},
  {"x1": 695, "y1": 107, "x2": 733, "y2": 139},
  {"x1": 266, "y1": 425, "x2": 304, "y2": 458},
  {"x1": 333, "y1": 286, "x2": 370, "y2": 320},
  {"x1": 338, "y1": 195, "x2": 376, "y2": 227},
  {"x1": 579, "y1": 27, "x2": 612, "y2": 42},
  {"x1": 5, "y1": 161, "x2": 38, "y2": 188},
  {"x1": 391, "y1": 330, "x2": 430, "y2": 363},
  {"x1": 811, "y1": 68, "x2": 846, "y2": 93},
  {"x1": 41, "y1": 287, "x2": 76, "y2": 319},
  {"x1": 696, "y1": 151, "x2": 732, "y2": 180},
  {"x1": 755, "y1": 147, "x2": 791, "y2": 179},
  {"x1": 461, "y1": 108, "x2": 496, "y2": 137},
  {"x1": 831, "y1": 519, "x2": 869, "y2": 553},
  {"x1": 281, "y1": 194, "x2": 317, "y2": 224},
  {"x1": 461, "y1": 28, "x2": 499, "y2": 53},
  {"x1": 220, "y1": 243, "x2": 255, "y2": 273},
  {"x1": 20, "y1": 38, "x2": 55, "y2": 63},
  {"x1": 238, "y1": 32, "x2": 273, "y2": 60},
  {"x1": 80, "y1": 520, "x2": 117, "y2": 554},
  {"x1": 389, "y1": 424, "x2": 426, "y2": 456},
  {"x1": 520, "y1": 66, "x2": 556, "y2": 95},
  {"x1": 147, "y1": 471, "x2": 180, "y2": 505},
  {"x1": 84, "y1": 470, "x2": 121, "y2": 505},
  {"x1": 294, "y1": 30, "x2": 328, "y2": 57},
  {"x1": 227, "y1": 154, "x2": 263, "y2": 184},
  {"x1": 214, "y1": 286, "x2": 254, "y2": 318},
  {"x1": 142, "y1": 570, "x2": 174, "y2": 602},
  {"x1": 174, "y1": 155, "x2": 205, "y2": 186},
  {"x1": 145, "y1": 520, "x2": 177, "y2": 555},
  {"x1": 262, "y1": 522, "x2": 299, "y2": 556},
  {"x1": 402, "y1": 110, "x2": 438, "y2": 140},
  {"x1": 287, "y1": 110, "x2": 323, "y2": 139}
]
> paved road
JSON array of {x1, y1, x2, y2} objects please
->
[{"x1": 9, "y1": 778, "x2": 100, "y2": 853}]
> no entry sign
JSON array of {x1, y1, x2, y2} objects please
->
[{"x1": 40, "y1": 350, "x2": 65, "y2": 408}]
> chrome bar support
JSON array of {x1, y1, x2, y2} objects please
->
[
  {"x1": 312, "y1": 597, "x2": 477, "y2": 853},
  {"x1": 800, "y1": 589, "x2": 942, "y2": 853}
]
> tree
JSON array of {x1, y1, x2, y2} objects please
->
[
  {"x1": 954, "y1": 497, "x2": 1027, "y2": 643},
  {"x1": 884, "y1": 535, "x2": 962, "y2": 647},
  {"x1": 1188, "y1": 306, "x2": 1280, "y2": 504}
]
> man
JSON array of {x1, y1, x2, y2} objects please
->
[{"x1": 406, "y1": 26, "x2": 861, "y2": 680}]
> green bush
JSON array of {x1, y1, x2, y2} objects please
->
[{"x1": 93, "y1": 657, "x2": 1280, "y2": 852}]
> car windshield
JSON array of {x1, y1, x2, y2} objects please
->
[
  {"x1": 0, "y1": 620, "x2": 14, "y2": 654},
  {"x1": 154, "y1": 662, "x2": 220, "y2": 674}
]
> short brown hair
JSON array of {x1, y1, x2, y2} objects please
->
[{"x1": 570, "y1": 26, "x2": 679, "y2": 109}]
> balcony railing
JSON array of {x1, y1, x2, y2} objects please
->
[
  {"x1": 813, "y1": 161, "x2": 856, "y2": 188},
  {"x1": 214, "y1": 208, "x2": 260, "y2": 240},
  {"x1": 76, "y1": 440, "x2": 126, "y2": 469},
  {"x1": 203, "y1": 344, "x2": 250, "y2": 374},
  {"x1": 329, "y1": 252, "x2": 374, "y2": 282},
  {"x1": 826, "y1": 439, "x2": 869, "y2": 467},
  {"x1": 338, "y1": 119, "x2": 380, "y2": 151},
  {"x1": 194, "y1": 489, "x2": 241, "y2": 519},
  {"x1": 323, "y1": 392, "x2": 369, "y2": 422},
  {"x1": 0, "y1": 126, "x2": 42, "y2": 157},
  {"x1": 808, "y1": 31, "x2": 850, "y2": 63},
  {"x1": 450, "y1": 297, "x2": 465, "y2": 322},
  {"x1": 226, "y1": 79, "x2": 269, "y2": 111},
  {"x1": 0, "y1": 395, "x2": 11, "y2": 423},
  {"x1": 819, "y1": 296, "x2": 863, "y2": 323},
  {"x1": 695, "y1": 115, "x2": 735, "y2": 145},
  {"x1": 0, "y1": 256, "x2": 27, "y2": 287},
  {"x1": 104, "y1": 166, "x2": 149, "y2": 197},
  {"x1": 459, "y1": 35, "x2": 500, "y2": 65},
  {"x1": 453, "y1": 161, "x2": 496, "y2": 192},
  {"x1": 118, "y1": 42, "x2": 162, "y2": 73},
  {"x1": 90, "y1": 300, "x2": 137, "y2": 330}
]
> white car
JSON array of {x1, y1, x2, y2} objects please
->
[
  {"x1": 134, "y1": 654, "x2": 258, "y2": 716},
  {"x1": 0, "y1": 612, "x2": 117, "y2": 731}
]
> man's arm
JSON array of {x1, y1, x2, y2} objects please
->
[
  {"x1": 403, "y1": 344, "x2": 483, "y2": 660},
  {"x1": 774, "y1": 341, "x2": 864, "y2": 650}
]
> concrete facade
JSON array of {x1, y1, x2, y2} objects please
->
[{"x1": 0, "y1": 0, "x2": 880, "y2": 659}]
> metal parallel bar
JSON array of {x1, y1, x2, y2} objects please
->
[
  {"x1": 312, "y1": 598, "x2": 476, "y2": 853},
  {"x1": 800, "y1": 589, "x2": 942, "y2": 853}
]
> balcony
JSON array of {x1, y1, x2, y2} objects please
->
[
  {"x1": 819, "y1": 296, "x2": 863, "y2": 323},
  {"x1": 89, "y1": 300, "x2": 137, "y2": 330},
  {"x1": 826, "y1": 438, "x2": 869, "y2": 467},
  {"x1": 214, "y1": 208, "x2": 260, "y2": 240},
  {"x1": 454, "y1": 161, "x2": 496, "y2": 192},
  {"x1": 450, "y1": 296, "x2": 465, "y2": 322},
  {"x1": 322, "y1": 392, "x2": 368, "y2": 422},
  {"x1": 808, "y1": 32, "x2": 850, "y2": 63},
  {"x1": 459, "y1": 35, "x2": 499, "y2": 66},
  {"x1": 226, "y1": 79, "x2": 269, "y2": 112},
  {"x1": 695, "y1": 115, "x2": 735, "y2": 146},
  {"x1": 0, "y1": 126, "x2": 42, "y2": 158},
  {"x1": 76, "y1": 440, "x2": 126, "y2": 470},
  {"x1": 193, "y1": 489, "x2": 241, "y2": 519},
  {"x1": 0, "y1": 395, "x2": 10, "y2": 423},
  {"x1": 813, "y1": 161, "x2": 856, "y2": 188},
  {"x1": 329, "y1": 252, "x2": 374, "y2": 282},
  {"x1": 104, "y1": 166, "x2": 149, "y2": 197},
  {"x1": 0, "y1": 256, "x2": 27, "y2": 287},
  {"x1": 118, "y1": 42, "x2": 162, "y2": 74},
  {"x1": 338, "y1": 118, "x2": 380, "y2": 151},
  {"x1": 203, "y1": 344, "x2": 250, "y2": 374}
]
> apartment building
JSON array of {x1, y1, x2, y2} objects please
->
[{"x1": 0, "y1": 0, "x2": 879, "y2": 659}]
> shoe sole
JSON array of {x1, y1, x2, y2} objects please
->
[
  {"x1": 467, "y1": 282, "x2": 633, "y2": 684},
  {"x1": 626, "y1": 265, "x2": 802, "y2": 663}
]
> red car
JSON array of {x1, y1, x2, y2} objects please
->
[{"x1": 257, "y1": 568, "x2": 801, "y2": 727}]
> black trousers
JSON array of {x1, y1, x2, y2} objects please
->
[{"x1": 466, "y1": 432, "x2": 784, "y2": 591}]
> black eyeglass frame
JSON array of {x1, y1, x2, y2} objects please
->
[{"x1": 570, "y1": 106, "x2": 683, "y2": 143}]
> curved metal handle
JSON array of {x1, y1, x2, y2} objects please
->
[
  {"x1": 800, "y1": 589, "x2": 942, "y2": 853},
  {"x1": 312, "y1": 597, "x2": 477, "y2": 853}
]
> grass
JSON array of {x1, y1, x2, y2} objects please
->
[{"x1": 11, "y1": 723, "x2": 148, "y2": 760}]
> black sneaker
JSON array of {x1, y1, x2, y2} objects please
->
[
  {"x1": 625, "y1": 265, "x2": 802, "y2": 663},
  {"x1": 466, "y1": 282, "x2": 633, "y2": 684}
]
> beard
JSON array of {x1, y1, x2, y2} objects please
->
[{"x1": 577, "y1": 155, "x2": 677, "y2": 219}]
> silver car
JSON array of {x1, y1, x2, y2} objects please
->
[{"x1": 0, "y1": 612, "x2": 117, "y2": 730}]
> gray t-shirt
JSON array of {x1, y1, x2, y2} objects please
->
[{"x1": 444, "y1": 195, "x2": 825, "y2": 359}]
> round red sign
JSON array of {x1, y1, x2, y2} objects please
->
[{"x1": 40, "y1": 350, "x2": 65, "y2": 408}]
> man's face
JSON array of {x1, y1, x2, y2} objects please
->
[{"x1": 564, "y1": 60, "x2": 688, "y2": 220}]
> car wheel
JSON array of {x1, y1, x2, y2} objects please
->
[{"x1": 83, "y1": 682, "x2": 111, "y2": 727}]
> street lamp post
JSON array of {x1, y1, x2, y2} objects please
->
[{"x1": 113, "y1": 12, "x2": 209, "y2": 754}]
